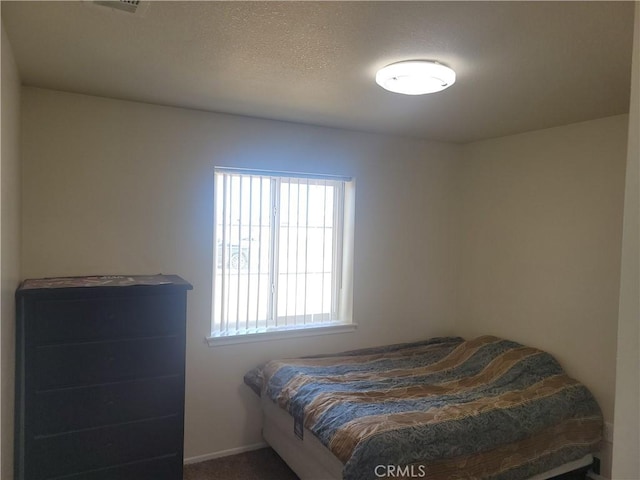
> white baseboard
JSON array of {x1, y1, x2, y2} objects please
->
[{"x1": 183, "y1": 442, "x2": 268, "y2": 465}]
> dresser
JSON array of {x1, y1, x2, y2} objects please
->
[{"x1": 15, "y1": 275, "x2": 192, "y2": 480}]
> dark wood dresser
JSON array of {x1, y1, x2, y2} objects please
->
[{"x1": 15, "y1": 275, "x2": 192, "y2": 480}]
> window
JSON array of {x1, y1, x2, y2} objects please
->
[{"x1": 210, "y1": 167, "x2": 354, "y2": 343}]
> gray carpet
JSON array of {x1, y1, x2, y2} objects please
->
[{"x1": 183, "y1": 448, "x2": 299, "y2": 480}]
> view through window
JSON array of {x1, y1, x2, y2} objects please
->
[{"x1": 212, "y1": 168, "x2": 351, "y2": 338}]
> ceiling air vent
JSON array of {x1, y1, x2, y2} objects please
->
[{"x1": 93, "y1": 0, "x2": 141, "y2": 14}]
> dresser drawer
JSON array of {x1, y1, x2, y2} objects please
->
[
  {"x1": 34, "y1": 375, "x2": 183, "y2": 435},
  {"x1": 34, "y1": 294, "x2": 183, "y2": 345},
  {"x1": 29, "y1": 416, "x2": 181, "y2": 480},
  {"x1": 35, "y1": 336, "x2": 184, "y2": 390},
  {"x1": 42, "y1": 455, "x2": 182, "y2": 480}
]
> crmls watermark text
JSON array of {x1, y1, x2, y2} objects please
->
[{"x1": 374, "y1": 465, "x2": 427, "y2": 478}]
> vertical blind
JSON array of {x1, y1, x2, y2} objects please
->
[{"x1": 212, "y1": 168, "x2": 348, "y2": 337}]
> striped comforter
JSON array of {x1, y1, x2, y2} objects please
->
[{"x1": 244, "y1": 336, "x2": 603, "y2": 480}]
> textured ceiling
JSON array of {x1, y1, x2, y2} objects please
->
[{"x1": 1, "y1": 1, "x2": 635, "y2": 143}]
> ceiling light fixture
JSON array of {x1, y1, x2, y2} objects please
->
[{"x1": 375, "y1": 61, "x2": 456, "y2": 95}]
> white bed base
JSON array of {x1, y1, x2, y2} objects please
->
[{"x1": 261, "y1": 396, "x2": 593, "y2": 480}]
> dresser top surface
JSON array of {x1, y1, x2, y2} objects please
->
[{"x1": 18, "y1": 274, "x2": 192, "y2": 293}]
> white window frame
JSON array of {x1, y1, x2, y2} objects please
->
[{"x1": 207, "y1": 167, "x2": 356, "y2": 346}]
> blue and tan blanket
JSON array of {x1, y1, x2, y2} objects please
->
[{"x1": 244, "y1": 335, "x2": 603, "y2": 480}]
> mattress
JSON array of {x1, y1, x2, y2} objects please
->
[{"x1": 246, "y1": 335, "x2": 602, "y2": 480}]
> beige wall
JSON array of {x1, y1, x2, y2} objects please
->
[
  {"x1": 20, "y1": 87, "x2": 461, "y2": 459},
  {"x1": 1, "y1": 19, "x2": 22, "y2": 480},
  {"x1": 456, "y1": 115, "x2": 628, "y2": 425},
  {"x1": 612, "y1": 3, "x2": 640, "y2": 479}
]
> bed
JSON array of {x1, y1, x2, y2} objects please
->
[{"x1": 244, "y1": 335, "x2": 602, "y2": 480}]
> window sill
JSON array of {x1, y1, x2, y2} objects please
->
[{"x1": 206, "y1": 323, "x2": 358, "y2": 347}]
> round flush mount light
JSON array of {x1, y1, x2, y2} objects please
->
[{"x1": 375, "y1": 60, "x2": 456, "y2": 95}]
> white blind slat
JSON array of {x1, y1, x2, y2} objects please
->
[{"x1": 213, "y1": 169, "x2": 347, "y2": 337}]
